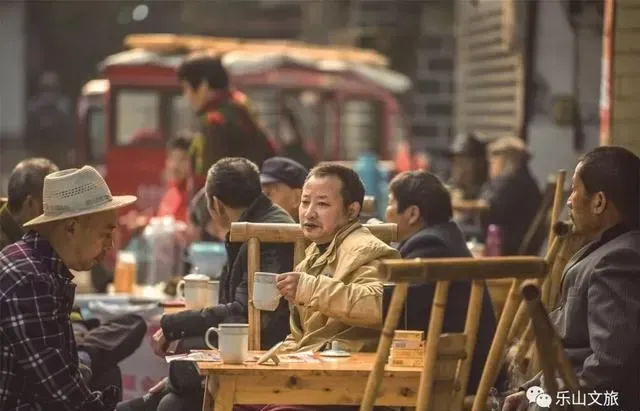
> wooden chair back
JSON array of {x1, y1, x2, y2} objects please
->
[
  {"x1": 485, "y1": 171, "x2": 564, "y2": 321},
  {"x1": 521, "y1": 283, "x2": 585, "y2": 411},
  {"x1": 229, "y1": 222, "x2": 398, "y2": 350},
  {"x1": 360, "y1": 256, "x2": 547, "y2": 411}
]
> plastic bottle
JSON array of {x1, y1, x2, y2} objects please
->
[{"x1": 484, "y1": 224, "x2": 503, "y2": 257}]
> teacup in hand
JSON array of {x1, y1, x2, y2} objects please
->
[{"x1": 253, "y1": 272, "x2": 281, "y2": 311}]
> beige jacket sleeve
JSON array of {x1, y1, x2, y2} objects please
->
[{"x1": 294, "y1": 261, "x2": 385, "y2": 329}]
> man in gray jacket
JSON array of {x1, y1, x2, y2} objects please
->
[{"x1": 503, "y1": 146, "x2": 640, "y2": 411}]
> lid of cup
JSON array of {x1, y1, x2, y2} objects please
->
[
  {"x1": 183, "y1": 273, "x2": 210, "y2": 281},
  {"x1": 220, "y1": 323, "x2": 248, "y2": 328},
  {"x1": 189, "y1": 242, "x2": 225, "y2": 254}
]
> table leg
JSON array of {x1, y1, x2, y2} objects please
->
[
  {"x1": 202, "y1": 376, "x2": 214, "y2": 411},
  {"x1": 214, "y1": 376, "x2": 237, "y2": 411}
]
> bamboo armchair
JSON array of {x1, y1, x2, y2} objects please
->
[
  {"x1": 360, "y1": 256, "x2": 547, "y2": 411},
  {"x1": 521, "y1": 283, "x2": 587, "y2": 411},
  {"x1": 228, "y1": 222, "x2": 397, "y2": 350}
]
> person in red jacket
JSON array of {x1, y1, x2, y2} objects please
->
[{"x1": 177, "y1": 54, "x2": 275, "y2": 188}]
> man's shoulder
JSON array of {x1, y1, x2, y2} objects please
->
[
  {"x1": 257, "y1": 204, "x2": 296, "y2": 225},
  {"x1": 341, "y1": 226, "x2": 399, "y2": 259},
  {"x1": 0, "y1": 242, "x2": 48, "y2": 301}
]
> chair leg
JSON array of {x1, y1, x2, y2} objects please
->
[{"x1": 360, "y1": 283, "x2": 409, "y2": 411}]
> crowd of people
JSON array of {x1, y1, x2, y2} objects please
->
[{"x1": 0, "y1": 53, "x2": 639, "y2": 411}]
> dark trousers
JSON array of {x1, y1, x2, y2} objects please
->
[{"x1": 77, "y1": 313, "x2": 148, "y2": 398}]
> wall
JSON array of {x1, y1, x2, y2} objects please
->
[
  {"x1": 0, "y1": 2, "x2": 26, "y2": 141},
  {"x1": 610, "y1": 0, "x2": 640, "y2": 154},
  {"x1": 526, "y1": 0, "x2": 601, "y2": 187},
  {"x1": 412, "y1": 0, "x2": 455, "y2": 159}
]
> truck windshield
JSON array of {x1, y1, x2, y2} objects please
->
[{"x1": 112, "y1": 87, "x2": 197, "y2": 147}]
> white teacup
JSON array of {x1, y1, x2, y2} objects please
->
[
  {"x1": 205, "y1": 323, "x2": 249, "y2": 364},
  {"x1": 177, "y1": 274, "x2": 219, "y2": 309},
  {"x1": 253, "y1": 272, "x2": 281, "y2": 311}
]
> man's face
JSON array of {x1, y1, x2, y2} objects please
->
[
  {"x1": 182, "y1": 80, "x2": 208, "y2": 111},
  {"x1": 567, "y1": 163, "x2": 601, "y2": 236},
  {"x1": 62, "y1": 210, "x2": 117, "y2": 271},
  {"x1": 488, "y1": 152, "x2": 505, "y2": 180},
  {"x1": 262, "y1": 181, "x2": 300, "y2": 220},
  {"x1": 299, "y1": 175, "x2": 356, "y2": 244},
  {"x1": 385, "y1": 192, "x2": 416, "y2": 242},
  {"x1": 165, "y1": 148, "x2": 190, "y2": 183}
]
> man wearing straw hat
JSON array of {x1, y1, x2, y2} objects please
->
[{"x1": 0, "y1": 165, "x2": 136, "y2": 410}]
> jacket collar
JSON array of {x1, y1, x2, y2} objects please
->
[
  {"x1": 305, "y1": 221, "x2": 362, "y2": 270},
  {"x1": 224, "y1": 194, "x2": 275, "y2": 244},
  {"x1": 0, "y1": 204, "x2": 24, "y2": 244},
  {"x1": 23, "y1": 230, "x2": 74, "y2": 282},
  {"x1": 564, "y1": 222, "x2": 632, "y2": 273}
]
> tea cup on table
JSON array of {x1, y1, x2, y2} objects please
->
[
  {"x1": 177, "y1": 274, "x2": 218, "y2": 309},
  {"x1": 253, "y1": 272, "x2": 281, "y2": 311},
  {"x1": 205, "y1": 323, "x2": 249, "y2": 364}
]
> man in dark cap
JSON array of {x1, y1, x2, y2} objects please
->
[
  {"x1": 260, "y1": 157, "x2": 308, "y2": 222},
  {"x1": 177, "y1": 54, "x2": 275, "y2": 187},
  {"x1": 447, "y1": 131, "x2": 488, "y2": 200}
]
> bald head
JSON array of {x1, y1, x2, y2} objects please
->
[{"x1": 7, "y1": 158, "x2": 59, "y2": 216}]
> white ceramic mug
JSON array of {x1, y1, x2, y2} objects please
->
[
  {"x1": 177, "y1": 274, "x2": 219, "y2": 309},
  {"x1": 253, "y1": 272, "x2": 281, "y2": 311},
  {"x1": 205, "y1": 323, "x2": 249, "y2": 364}
]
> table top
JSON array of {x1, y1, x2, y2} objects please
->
[{"x1": 196, "y1": 351, "x2": 422, "y2": 377}]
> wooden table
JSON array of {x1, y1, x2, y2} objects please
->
[{"x1": 197, "y1": 351, "x2": 457, "y2": 411}]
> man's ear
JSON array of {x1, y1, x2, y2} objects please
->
[
  {"x1": 62, "y1": 218, "x2": 79, "y2": 236},
  {"x1": 406, "y1": 205, "x2": 422, "y2": 226},
  {"x1": 592, "y1": 192, "x2": 607, "y2": 215},
  {"x1": 292, "y1": 188, "x2": 302, "y2": 206},
  {"x1": 347, "y1": 202, "x2": 361, "y2": 221}
]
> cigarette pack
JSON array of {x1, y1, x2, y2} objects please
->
[
  {"x1": 393, "y1": 330, "x2": 424, "y2": 341},
  {"x1": 391, "y1": 339, "x2": 425, "y2": 349},
  {"x1": 389, "y1": 357, "x2": 424, "y2": 367},
  {"x1": 390, "y1": 348, "x2": 425, "y2": 359}
]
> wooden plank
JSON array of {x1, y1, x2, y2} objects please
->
[
  {"x1": 380, "y1": 256, "x2": 546, "y2": 283},
  {"x1": 463, "y1": 115, "x2": 518, "y2": 127},
  {"x1": 227, "y1": 374, "x2": 455, "y2": 407},
  {"x1": 229, "y1": 222, "x2": 397, "y2": 244},
  {"x1": 464, "y1": 56, "x2": 520, "y2": 74},
  {"x1": 463, "y1": 87, "x2": 518, "y2": 100}
]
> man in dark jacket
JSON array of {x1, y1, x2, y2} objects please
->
[
  {"x1": 480, "y1": 136, "x2": 543, "y2": 255},
  {"x1": 177, "y1": 55, "x2": 275, "y2": 186},
  {"x1": 0, "y1": 158, "x2": 147, "y2": 400},
  {"x1": 503, "y1": 147, "x2": 640, "y2": 411},
  {"x1": 127, "y1": 158, "x2": 293, "y2": 411},
  {"x1": 384, "y1": 170, "x2": 503, "y2": 394}
]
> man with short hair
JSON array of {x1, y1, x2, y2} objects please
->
[
  {"x1": 0, "y1": 165, "x2": 137, "y2": 410},
  {"x1": 503, "y1": 146, "x2": 640, "y2": 411},
  {"x1": 385, "y1": 170, "x2": 501, "y2": 394},
  {"x1": 177, "y1": 55, "x2": 275, "y2": 184},
  {"x1": 260, "y1": 156, "x2": 308, "y2": 222},
  {"x1": 0, "y1": 158, "x2": 59, "y2": 250},
  {"x1": 128, "y1": 158, "x2": 294, "y2": 411},
  {"x1": 480, "y1": 136, "x2": 542, "y2": 255}
]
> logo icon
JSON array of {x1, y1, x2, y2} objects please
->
[{"x1": 527, "y1": 386, "x2": 552, "y2": 408}]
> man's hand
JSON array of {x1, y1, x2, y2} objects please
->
[
  {"x1": 148, "y1": 377, "x2": 168, "y2": 394},
  {"x1": 502, "y1": 391, "x2": 527, "y2": 411},
  {"x1": 151, "y1": 328, "x2": 169, "y2": 357},
  {"x1": 276, "y1": 272, "x2": 303, "y2": 303}
]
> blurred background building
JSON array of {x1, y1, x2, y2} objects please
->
[{"x1": 1, "y1": 0, "x2": 635, "y2": 191}]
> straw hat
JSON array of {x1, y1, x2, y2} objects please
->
[
  {"x1": 23, "y1": 166, "x2": 137, "y2": 227},
  {"x1": 488, "y1": 136, "x2": 531, "y2": 157}
]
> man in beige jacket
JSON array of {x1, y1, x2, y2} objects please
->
[{"x1": 276, "y1": 164, "x2": 400, "y2": 354}]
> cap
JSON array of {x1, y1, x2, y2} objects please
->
[
  {"x1": 260, "y1": 157, "x2": 308, "y2": 189},
  {"x1": 448, "y1": 132, "x2": 487, "y2": 157}
]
